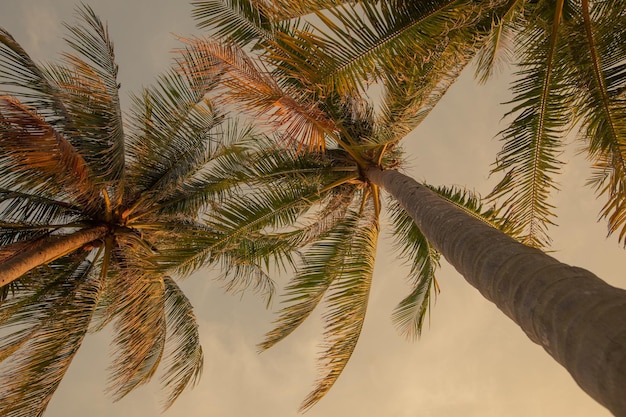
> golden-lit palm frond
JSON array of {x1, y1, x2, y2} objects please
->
[
  {"x1": 180, "y1": 37, "x2": 335, "y2": 150},
  {"x1": 300, "y1": 211, "x2": 378, "y2": 411},
  {"x1": 0, "y1": 97, "x2": 101, "y2": 213}
]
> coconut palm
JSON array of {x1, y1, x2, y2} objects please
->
[
  {"x1": 184, "y1": 1, "x2": 626, "y2": 415},
  {"x1": 0, "y1": 6, "x2": 269, "y2": 415}
]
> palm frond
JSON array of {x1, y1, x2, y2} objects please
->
[
  {"x1": 0, "y1": 97, "x2": 101, "y2": 213},
  {"x1": 123, "y1": 69, "x2": 223, "y2": 218},
  {"x1": 159, "y1": 276, "x2": 203, "y2": 410},
  {"x1": 300, "y1": 211, "x2": 378, "y2": 411},
  {"x1": 106, "y1": 269, "x2": 166, "y2": 401},
  {"x1": 268, "y1": 0, "x2": 488, "y2": 97},
  {"x1": 473, "y1": 0, "x2": 523, "y2": 84},
  {"x1": 0, "y1": 189, "x2": 82, "y2": 242},
  {"x1": 50, "y1": 4, "x2": 125, "y2": 189},
  {"x1": 259, "y1": 211, "x2": 362, "y2": 351},
  {"x1": 387, "y1": 198, "x2": 440, "y2": 340},
  {"x1": 180, "y1": 37, "x2": 335, "y2": 151},
  {"x1": 0, "y1": 257, "x2": 101, "y2": 417},
  {"x1": 567, "y1": 0, "x2": 626, "y2": 242},
  {"x1": 192, "y1": 0, "x2": 275, "y2": 46},
  {"x1": 488, "y1": 0, "x2": 571, "y2": 248},
  {"x1": 0, "y1": 28, "x2": 69, "y2": 124},
  {"x1": 376, "y1": 26, "x2": 478, "y2": 143},
  {"x1": 259, "y1": 0, "x2": 355, "y2": 19}
]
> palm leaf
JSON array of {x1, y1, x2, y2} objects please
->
[
  {"x1": 377, "y1": 26, "x2": 478, "y2": 144},
  {"x1": 567, "y1": 0, "x2": 626, "y2": 242},
  {"x1": 0, "y1": 257, "x2": 101, "y2": 417},
  {"x1": 192, "y1": 0, "x2": 275, "y2": 46},
  {"x1": 180, "y1": 38, "x2": 335, "y2": 150},
  {"x1": 0, "y1": 28, "x2": 69, "y2": 124},
  {"x1": 123, "y1": 69, "x2": 223, "y2": 219},
  {"x1": 267, "y1": 0, "x2": 488, "y2": 96},
  {"x1": 473, "y1": 0, "x2": 523, "y2": 84},
  {"x1": 56, "y1": 4, "x2": 125, "y2": 188},
  {"x1": 259, "y1": 211, "x2": 362, "y2": 351},
  {"x1": 488, "y1": 0, "x2": 571, "y2": 248},
  {"x1": 106, "y1": 268, "x2": 166, "y2": 401},
  {"x1": 0, "y1": 97, "x2": 101, "y2": 214},
  {"x1": 159, "y1": 276, "x2": 203, "y2": 410},
  {"x1": 300, "y1": 211, "x2": 378, "y2": 411},
  {"x1": 387, "y1": 198, "x2": 440, "y2": 340},
  {"x1": 258, "y1": 0, "x2": 355, "y2": 19}
]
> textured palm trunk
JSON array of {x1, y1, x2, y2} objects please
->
[
  {"x1": 0, "y1": 225, "x2": 108, "y2": 286},
  {"x1": 366, "y1": 167, "x2": 626, "y2": 417}
]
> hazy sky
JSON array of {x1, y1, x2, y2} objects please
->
[{"x1": 2, "y1": 1, "x2": 624, "y2": 416}]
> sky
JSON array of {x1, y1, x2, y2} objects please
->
[{"x1": 2, "y1": 1, "x2": 625, "y2": 416}]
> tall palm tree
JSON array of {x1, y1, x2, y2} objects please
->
[
  {"x1": 185, "y1": 1, "x2": 626, "y2": 415},
  {"x1": 0, "y1": 6, "x2": 270, "y2": 415}
]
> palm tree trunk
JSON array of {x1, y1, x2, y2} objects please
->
[
  {"x1": 0, "y1": 225, "x2": 108, "y2": 286},
  {"x1": 366, "y1": 167, "x2": 626, "y2": 417}
]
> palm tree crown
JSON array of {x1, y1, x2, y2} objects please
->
[
  {"x1": 183, "y1": 0, "x2": 517, "y2": 409},
  {"x1": 0, "y1": 6, "x2": 258, "y2": 415}
]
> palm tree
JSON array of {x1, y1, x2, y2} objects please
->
[
  {"x1": 0, "y1": 6, "x2": 270, "y2": 415},
  {"x1": 184, "y1": 1, "x2": 626, "y2": 415}
]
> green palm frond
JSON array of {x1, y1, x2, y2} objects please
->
[
  {"x1": 377, "y1": 26, "x2": 478, "y2": 144},
  {"x1": 267, "y1": 0, "x2": 487, "y2": 96},
  {"x1": 431, "y1": 184, "x2": 519, "y2": 235},
  {"x1": 259, "y1": 211, "x2": 361, "y2": 351},
  {"x1": 0, "y1": 28, "x2": 69, "y2": 123},
  {"x1": 488, "y1": 0, "x2": 572, "y2": 248},
  {"x1": 259, "y1": 0, "x2": 355, "y2": 19},
  {"x1": 192, "y1": 0, "x2": 275, "y2": 46},
  {"x1": 0, "y1": 97, "x2": 100, "y2": 211},
  {"x1": 106, "y1": 269, "x2": 166, "y2": 401},
  {"x1": 53, "y1": 4, "x2": 125, "y2": 188},
  {"x1": 123, "y1": 69, "x2": 223, "y2": 219},
  {"x1": 160, "y1": 276, "x2": 203, "y2": 410},
  {"x1": 566, "y1": 1, "x2": 626, "y2": 242},
  {"x1": 301, "y1": 211, "x2": 378, "y2": 411},
  {"x1": 0, "y1": 190, "x2": 82, "y2": 245},
  {"x1": 473, "y1": 0, "x2": 523, "y2": 84},
  {"x1": 0, "y1": 257, "x2": 101, "y2": 417},
  {"x1": 388, "y1": 198, "x2": 440, "y2": 341}
]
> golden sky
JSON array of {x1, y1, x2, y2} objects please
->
[{"x1": 2, "y1": 1, "x2": 623, "y2": 416}]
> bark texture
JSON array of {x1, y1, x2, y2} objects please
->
[
  {"x1": 0, "y1": 225, "x2": 108, "y2": 286},
  {"x1": 366, "y1": 167, "x2": 626, "y2": 417}
]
